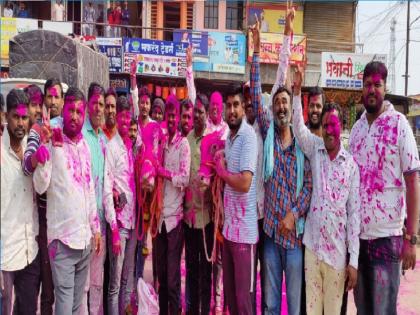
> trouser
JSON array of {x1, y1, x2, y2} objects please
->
[
  {"x1": 305, "y1": 249, "x2": 346, "y2": 315},
  {"x1": 48, "y1": 239, "x2": 91, "y2": 315},
  {"x1": 1, "y1": 253, "x2": 41, "y2": 315},
  {"x1": 80, "y1": 233, "x2": 107, "y2": 315},
  {"x1": 136, "y1": 233, "x2": 147, "y2": 280},
  {"x1": 263, "y1": 234, "x2": 302, "y2": 315},
  {"x1": 254, "y1": 218, "x2": 265, "y2": 315},
  {"x1": 108, "y1": 228, "x2": 137, "y2": 315},
  {"x1": 38, "y1": 202, "x2": 55, "y2": 315},
  {"x1": 184, "y1": 222, "x2": 213, "y2": 315},
  {"x1": 222, "y1": 238, "x2": 256, "y2": 315},
  {"x1": 156, "y1": 221, "x2": 184, "y2": 315},
  {"x1": 354, "y1": 236, "x2": 402, "y2": 315},
  {"x1": 212, "y1": 239, "x2": 226, "y2": 311}
]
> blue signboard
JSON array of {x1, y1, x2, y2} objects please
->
[
  {"x1": 173, "y1": 30, "x2": 208, "y2": 56},
  {"x1": 193, "y1": 31, "x2": 246, "y2": 74},
  {"x1": 96, "y1": 37, "x2": 123, "y2": 73}
]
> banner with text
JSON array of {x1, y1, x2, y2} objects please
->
[
  {"x1": 248, "y1": 32, "x2": 306, "y2": 65},
  {"x1": 97, "y1": 37, "x2": 123, "y2": 73},
  {"x1": 173, "y1": 30, "x2": 208, "y2": 56},
  {"x1": 193, "y1": 31, "x2": 246, "y2": 74},
  {"x1": 123, "y1": 38, "x2": 188, "y2": 77},
  {"x1": 321, "y1": 52, "x2": 387, "y2": 89}
]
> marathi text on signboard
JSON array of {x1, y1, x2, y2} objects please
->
[
  {"x1": 97, "y1": 37, "x2": 123, "y2": 73},
  {"x1": 173, "y1": 30, "x2": 208, "y2": 56},
  {"x1": 193, "y1": 31, "x2": 246, "y2": 74},
  {"x1": 248, "y1": 32, "x2": 306, "y2": 65},
  {"x1": 321, "y1": 52, "x2": 387, "y2": 89},
  {"x1": 123, "y1": 38, "x2": 188, "y2": 77}
]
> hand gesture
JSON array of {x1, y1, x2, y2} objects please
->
[
  {"x1": 284, "y1": 0, "x2": 295, "y2": 36},
  {"x1": 249, "y1": 13, "x2": 261, "y2": 53},
  {"x1": 130, "y1": 59, "x2": 137, "y2": 77},
  {"x1": 186, "y1": 45, "x2": 193, "y2": 68},
  {"x1": 293, "y1": 58, "x2": 305, "y2": 96},
  {"x1": 40, "y1": 108, "x2": 52, "y2": 144},
  {"x1": 34, "y1": 145, "x2": 50, "y2": 165}
]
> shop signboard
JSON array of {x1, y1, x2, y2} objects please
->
[
  {"x1": 248, "y1": 32, "x2": 306, "y2": 65},
  {"x1": 173, "y1": 30, "x2": 208, "y2": 56},
  {"x1": 247, "y1": 4, "x2": 304, "y2": 34},
  {"x1": 97, "y1": 37, "x2": 123, "y2": 73},
  {"x1": 193, "y1": 31, "x2": 246, "y2": 74},
  {"x1": 123, "y1": 37, "x2": 188, "y2": 77},
  {"x1": 321, "y1": 52, "x2": 387, "y2": 89},
  {"x1": 1, "y1": 17, "x2": 17, "y2": 61}
]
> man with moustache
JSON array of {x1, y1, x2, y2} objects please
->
[
  {"x1": 292, "y1": 67, "x2": 360, "y2": 315},
  {"x1": 250, "y1": 5, "x2": 313, "y2": 315},
  {"x1": 306, "y1": 87, "x2": 324, "y2": 137},
  {"x1": 349, "y1": 61, "x2": 420, "y2": 315},
  {"x1": 155, "y1": 95, "x2": 191, "y2": 314},
  {"x1": 33, "y1": 87, "x2": 102, "y2": 314},
  {"x1": 82, "y1": 82, "x2": 108, "y2": 314},
  {"x1": 180, "y1": 99, "x2": 194, "y2": 137},
  {"x1": 103, "y1": 88, "x2": 118, "y2": 140},
  {"x1": 24, "y1": 84, "x2": 43, "y2": 127},
  {"x1": 1, "y1": 89, "x2": 40, "y2": 315},
  {"x1": 183, "y1": 92, "x2": 213, "y2": 314},
  {"x1": 44, "y1": 78, "x2": 65, "y2": 127},
  {"x1": 103, "y1": 96, "x2": 137, "y2": 314},
  {"x1": 212, "y1": 85, "x2": 257, "y2": 315}
]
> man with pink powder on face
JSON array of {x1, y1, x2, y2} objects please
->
[
  {"x1": 44, "y1": 78, "x2": 65, "y2": 128},
  {"x1": 155, "y1": 95, "x2": 191, "y2": 315},
  {"x1": 185, "y1": 46, "x2": 229, "y2": 140},
  {"x1": 103, "y1": 95, "x2": 137, "y2": 314},
  {"x1": 349, "y1": 61, "x2": 420, "y2": 315},
  {"x1": 1, "y1": 89, "x2": 40, "y2": 315},
  {"x1": 33, "y1": 87, "x2": 102, "y2": 315},
  {"x1": 292, "y1": 66, "x2": 361, "y2": 315}
]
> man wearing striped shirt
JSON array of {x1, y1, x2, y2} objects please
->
[
  {"x1": 214, "y1": 86, "x2": 258, "y2": 315},
  {"x1": 250, "y1": 7, "x2": 313, "y2": 315}
]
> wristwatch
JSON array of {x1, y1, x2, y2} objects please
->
[{"x1": 404, "y1": 233, "x2": 418, "y2": 245}]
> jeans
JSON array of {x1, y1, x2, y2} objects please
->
[
  {"x1": 184, "y1": 222, "x2": 213, "y2": 315},
  {"x1": 108, "y1": 228, "x2": 137, "y2": 315},
  {"x1": 48, "y1": 240, "x2": 91, "y2": 315},
  {"x1": 1, "y1": 253, "x2": 40, "y2": 315},
  {"x1": 222, "y1": 239, "x2": 256, "y2": 315},
  {"x1": 156, "y1": 221, "x2": 184, "y2": 315},
  {"x1": 136, "y1": 233, "x2": 147, "y2": 280},
  {"x1": 354, "y1": 236, "x2": 402, "y2": 315},
  {"x1": 263, "y1": 234, "x2": 303, "y2": 315}
]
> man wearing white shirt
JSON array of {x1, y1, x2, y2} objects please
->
[
  {"x1": 52, "y1": 0, "x2": 66, "y2": 21},
  {"x1": 292, "y1": 68, "x2": 360, "y2": 314},
  {"x1": 349, "y1": 61, "x2": 420, "y2": 315},
  {"x1": 155, "y1": 95, "x2": 191, "y2": 315},
  {"x1": 33, "y1": 87, "x2": 102, "y2": 314},
  {"x1": 103, "y1": 95, "x2": 137, "y2": 314},
  {"x1": 1, "y1": 89, "x2": 40, "y2": 315}
]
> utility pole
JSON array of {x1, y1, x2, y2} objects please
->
[
  {"x1": 404, "y1": 0, "x2": 410, "y2": 96},
  {"x1": 389, "y1": 18, "x2": 397, "y2": 94}
]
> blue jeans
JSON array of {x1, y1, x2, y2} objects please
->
[
  {"x1": 354, "y1": 236, "x2": 402, "y2": 315},
  {"x1": 262, "y1": 234, "x2": 302, "y2": 315}
]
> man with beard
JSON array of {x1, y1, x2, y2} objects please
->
[
  {"x1": 103, "y1": 88, "x2": 118, "y2": 140},
  {"x1": 213, "y1": 85, "x2": 257, "y2": 315},
  {"x1": 129, "y1": 117, "x2": 138, "y2": 147},
  {"x1": 250, "y1": 5, "x2": 313, "y2": 315},
  {"x1": 1, "y1": 89, "x2": 40, "y2": 315},
  {"x1": 155, "y1": 95, "x2": 191, "y2": 314},
  {"x1": 184, "y1": 92, "x2": 213, "y2": 314},
  {"x1": 33, "y1": 87, "x2": 102, "y2": 314},
  {"x1": 292, "y1": 66, "x2": 360, "y2": 315},
  {"x1": 180, "y1": 99, "x2": 193, "y2": 137},
  {"x1": 306, "y1": 87, "x2": 324, "y2": 137},
  {"x1": 81, "y1": 82, "x2": 108, "y2": 314},
  {"x1": 349, "y1": 61, "x2": 420, "y2": 315}
]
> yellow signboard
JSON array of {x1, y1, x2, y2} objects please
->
[
  {"x1": 247, "y1": 5, "x2": 304, "y2": 35},
  {"x1": 1, "y1": 17, "x2": 17, "y2": 60},
  {"x1": 248, "y1": 32, "x2": 306, "y2": 65}
]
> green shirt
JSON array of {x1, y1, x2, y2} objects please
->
[
  {"x1": 83, "y1": 118, "x2": 107, "y2": 231},
  {"x1": 184, "y1": 129, "x2": 213, "y2": 229}
]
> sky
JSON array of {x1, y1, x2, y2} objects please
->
[{"x1": 356, "y1": 1, "x2": 420, "y2": 96}]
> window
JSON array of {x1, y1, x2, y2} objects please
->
[
  {"x1": 226, "y1": 1, "x2": 243, "y2": 30},
  {"x1": 204, "y1": 0, "x2": 218, "y2": 29}
]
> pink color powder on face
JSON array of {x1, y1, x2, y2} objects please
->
[
  {"x1": 325, "y1": 112, "x2": 341, "y2": 142},
  {"x1": 199, "y1": 130, "x2": 225, "y2": 179},
  {"x1": 16, "y1": 104, "x2": 28, "y2": 117},
  {"x1": 31, "y1": 92, "x2": 43, "y2": 106},
  {"x1": 210, "y1": 91, "x2": 223, "y2": 125},
  {"x1": 48, "y1": 86, "x2": 59, "y2": 97}
]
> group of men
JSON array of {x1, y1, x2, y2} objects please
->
[{"x1": 1, "y1": 4, "x2": 419, "y2": 315}]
